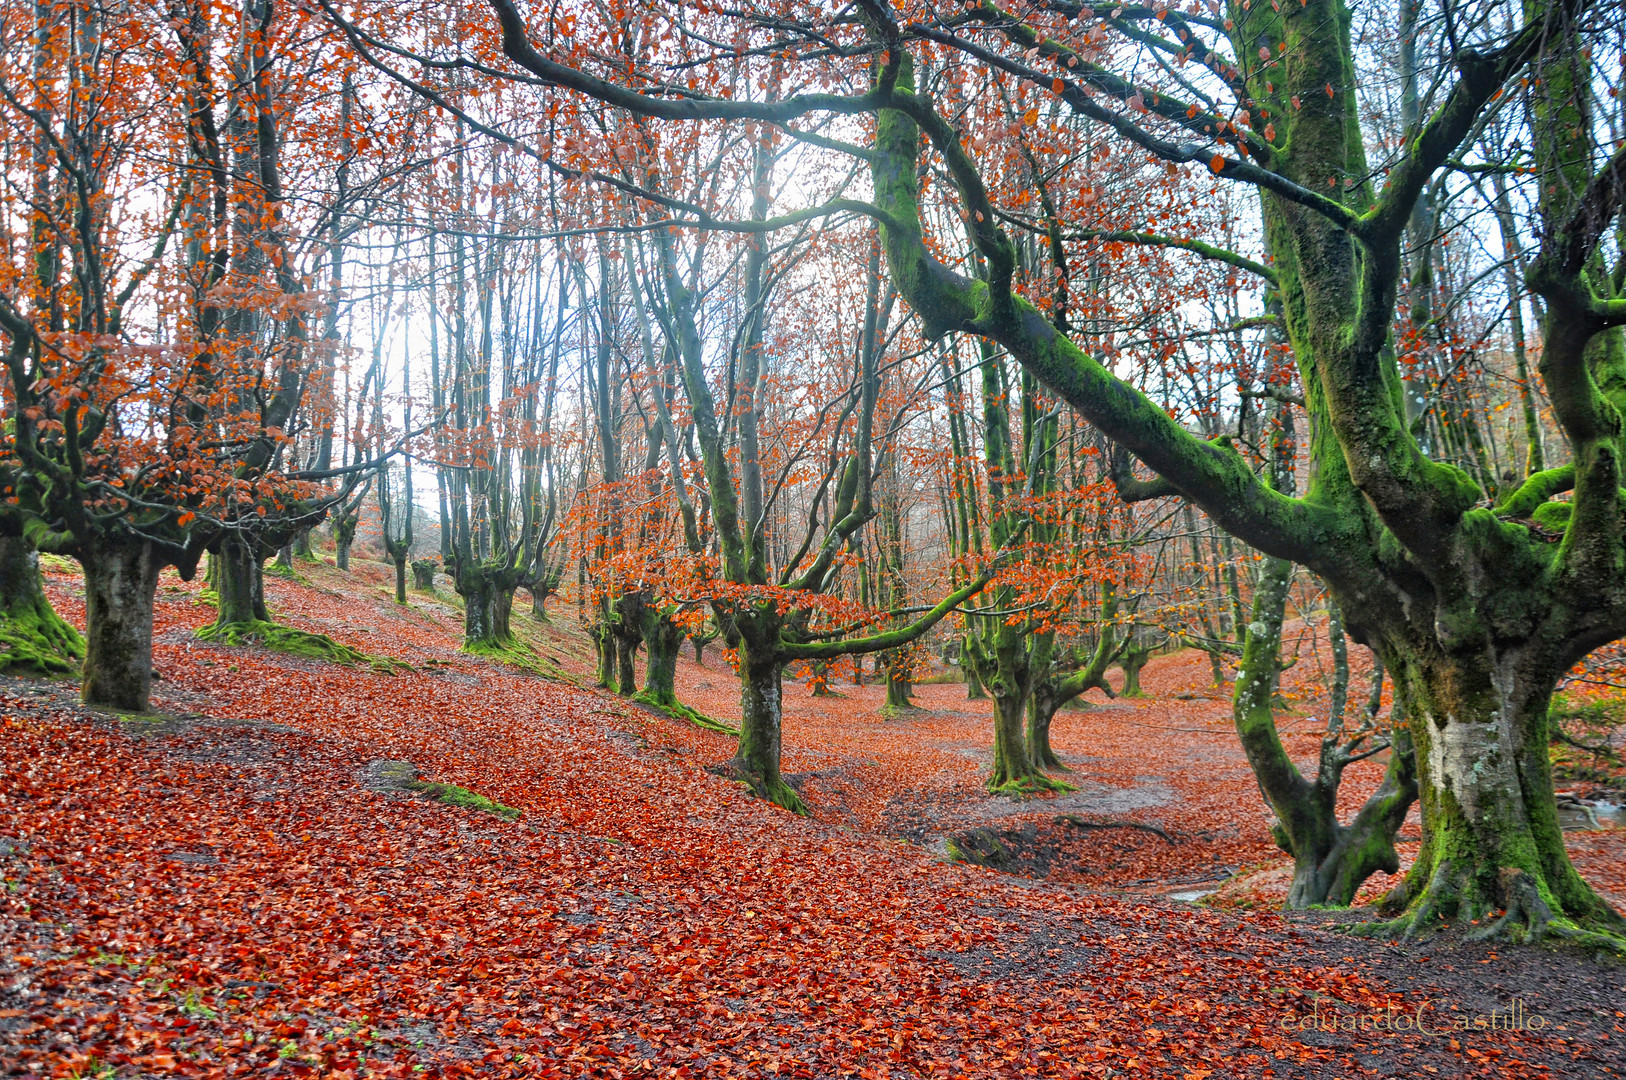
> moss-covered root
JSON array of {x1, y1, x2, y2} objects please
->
[
  {"x1": 0, "y1": 541, "x2": 85, "y2": 676},
  {"x1": 718, "y1": 759, "x2": 807, "y2": 815},
  {"x1": 1343, "y1": 865, "x2": 1626, "y2": 954},
  {"x1": 0, "y1": 602, "x2": 85, "y2": 676},
  {"x1": 985, "y1": 771, "x2": 1074, "y2": 798},
  {"x1": 196, "y1": 619, "x2": 408, "y2": 674},
  {"x1": 632, "y1": 691, "x2": 740, "y2": 735},
  {"x1": 462, "y1": 634, "x2": 576, "y2": 683},
  {"x1": 408, "y1": 780, "x2": 522, "y2": 820}
]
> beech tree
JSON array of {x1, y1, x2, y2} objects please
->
[{"x1": 310, "y1": 0, "x2": 1626, "y2": 943}]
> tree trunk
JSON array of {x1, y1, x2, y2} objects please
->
[
  {"x1": 1376, "y1": 651, "x2": 1626, "y2": 942},
  {"x1": 987, "y1": 688, "x2": 1044, "y2": 794},
  {"x1": 1235, "y1": 558, "x2": 1419, "y2": 908},
  {"x1": 883, "y1": 650, "x2": 913, "y2": 710},
  {"x1": 393, "y1": 555, "x2": 408, "y2": 605},
  {"x1": 0, "y1": 534, "x2": 83, "y2": 675},
  {"x1": 457, "y1": 564, "x2": 514, "y2": 648},
  {"x1": 412, "y1": 559, "x2": 436, "y2": 590},
  {"x1": 732, "y1": 614, "x2": 804, "y2": 813},
  {"x1": 531, "y1": 587, "x2": 550, "y2": 622},
  {"x1": 1026, "y1": 683, "x2": 1064, "y2": 771},
  {"x1": 809, "y1": 660, "x2": 831, "y2": 696},
  {"x1": 211, "y1": 534, "x2": 270, "y2": 627},
  {"x1": 1119, "y1": 646, "x2": 1149, "y2": 698},
  {"x1": 593, "y1": 623, "x2": 615, "y2": 689},
  {"x1": 81, "y1": 539, "x2": 160, "y2": 711},
  {"x1": 692, "y1": 638, "x2": 706, "y2": 665},
  {"x1": 335, "y1": 536, "x2": 352, "y2": 571},
  {"x1": 640, "y1": 614, "x2": 683, "y2": 706},
  {"x1": 615, "y1": 633, "x2": 639, "y2": 696}
]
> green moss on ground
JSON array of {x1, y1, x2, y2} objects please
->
[
  {"x1": 0, "y1": 603, "x2": 85, "y2": 677},
  {"x1": 37, "y1": 553, "x2": 80, "y2": 576},
  {"x1": 632, "y1": 691, "x2": 740, "y2": 735},
  {"x1": 195, "y1": 619, "x2": 409, "y2": 674},
  {"x1": 985, "y1": 773, "x2": 1075, "y2": 798},
  {"x1": 464, "y1": 634, "x2": 578, "y2": 684},
  {"x1": 406, "y1": 780, "x2": 521, "y2": 820}
]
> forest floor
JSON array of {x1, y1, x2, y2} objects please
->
[{"x1": 3, "y1": 556, "x2": 1624, "y2": 1079}]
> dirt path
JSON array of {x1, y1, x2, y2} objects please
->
[{"x1": 2, "y1": 559, "x2": 1622, "y2": 1078}]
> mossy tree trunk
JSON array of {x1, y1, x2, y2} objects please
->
[
  {"x1": 412, "y1": 559, "x2": 437, "y2": 590},
  {"x1": 1117, "y1": 642, "x2": 1150, "y2": 699},
  {"x1": 0, "y1": 533, "x2": 84, "y2": 675},
  {"x1": 453, "y1": 560, "x2": 515, "y2": 648},
  {"x1": 611, "y1": 592, "x2": 644, "y2": 697},
  {"x1": 883, "y1": 649, "x2": 913, "y2": 709},
  {"x1": 80, "y1": 539, "x2": 161, "y2": 711},
  {"x1": 732, "y1": 610, "x2": 804, "y2": 813},
  {"x1": 1027, "y1": 614, "x2": 1119, "y2": 771},
  {"x1": 1234, "y1": 556, "x2": 1419, "y2": 908},
  {"x1": 640, "y1": 611, "x2": 683, "y2": 706},
  {"x1": 210, "y1": 533, "x2": 271, "y2": 628}
]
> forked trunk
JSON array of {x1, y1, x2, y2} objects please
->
[
  {"x1": 212, "y1": 534, "x2": 270, "y2": 627},
  {"x1": 0, "y1": 534, "x2": 83, "y2": 675},
  {"x1": 81, "y1": 539, "x2": 160, "y2": 711}
]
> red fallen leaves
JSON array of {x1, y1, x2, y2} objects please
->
[{"x1": 0, "y1": 561, "x2": 1616, "y2": 1077}]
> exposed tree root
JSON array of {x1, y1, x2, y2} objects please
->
[
  {"x1": 715, "y1": 759, "x2": 808, "y2": 815},
  {"x1": 985, "y1": 771, "x2": 1074, "y2": 798},
  {"x1": 632, "y1": 691, "x2": 740, "y2": 735},
  {"x1": 1338, "y1": 865, "x2": 1626, "y2": 954},
  {"x1": 196, "y1": 620, "x2": 408, "y2": 674},
  {"x1": 462, "y1": 635, "x2": 577, "y2": 683},
  {"x1": 0, "y1": 605, "x2": 84, "y2": 676}
]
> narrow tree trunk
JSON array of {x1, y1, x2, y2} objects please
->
[
  {"x1": 692, "y1": 638, "x2": 706, "y2": 666},
  {"x1": 335, "y1": 537, "x2": 352, "y2": 571},
  {"x1": 0, "y1": 534, "x2": 83, "y2": 675},
  {"x1": 393, "y1": 555, "x2": 408, "y2": 605},
  {"x1": 732, "y1": 616, "x2": 804, "y2": 813},
  {"x1": 1026, "y1": 683, "x2": 1063, "y2": 771},
  {"x1": 81, "y1": 539, "x2": 160, "y2": 711},
  {"x1": 531, "y1": 588, "x2": 550, "y2": 622},
  {"x1": 593, "y1": 624, "x2": 615, "y2": 688},
  {"x1": 1119, "y1": 646, "x2": 1149, "y2": 698}
]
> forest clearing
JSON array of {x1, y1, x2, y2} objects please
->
[
  {"x1": 5, "y1": 0, "x2": 1626, "y2": 1074},
  {"x1": 3, "y1": 552, "x2": 1624, "y2": 1078}
]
